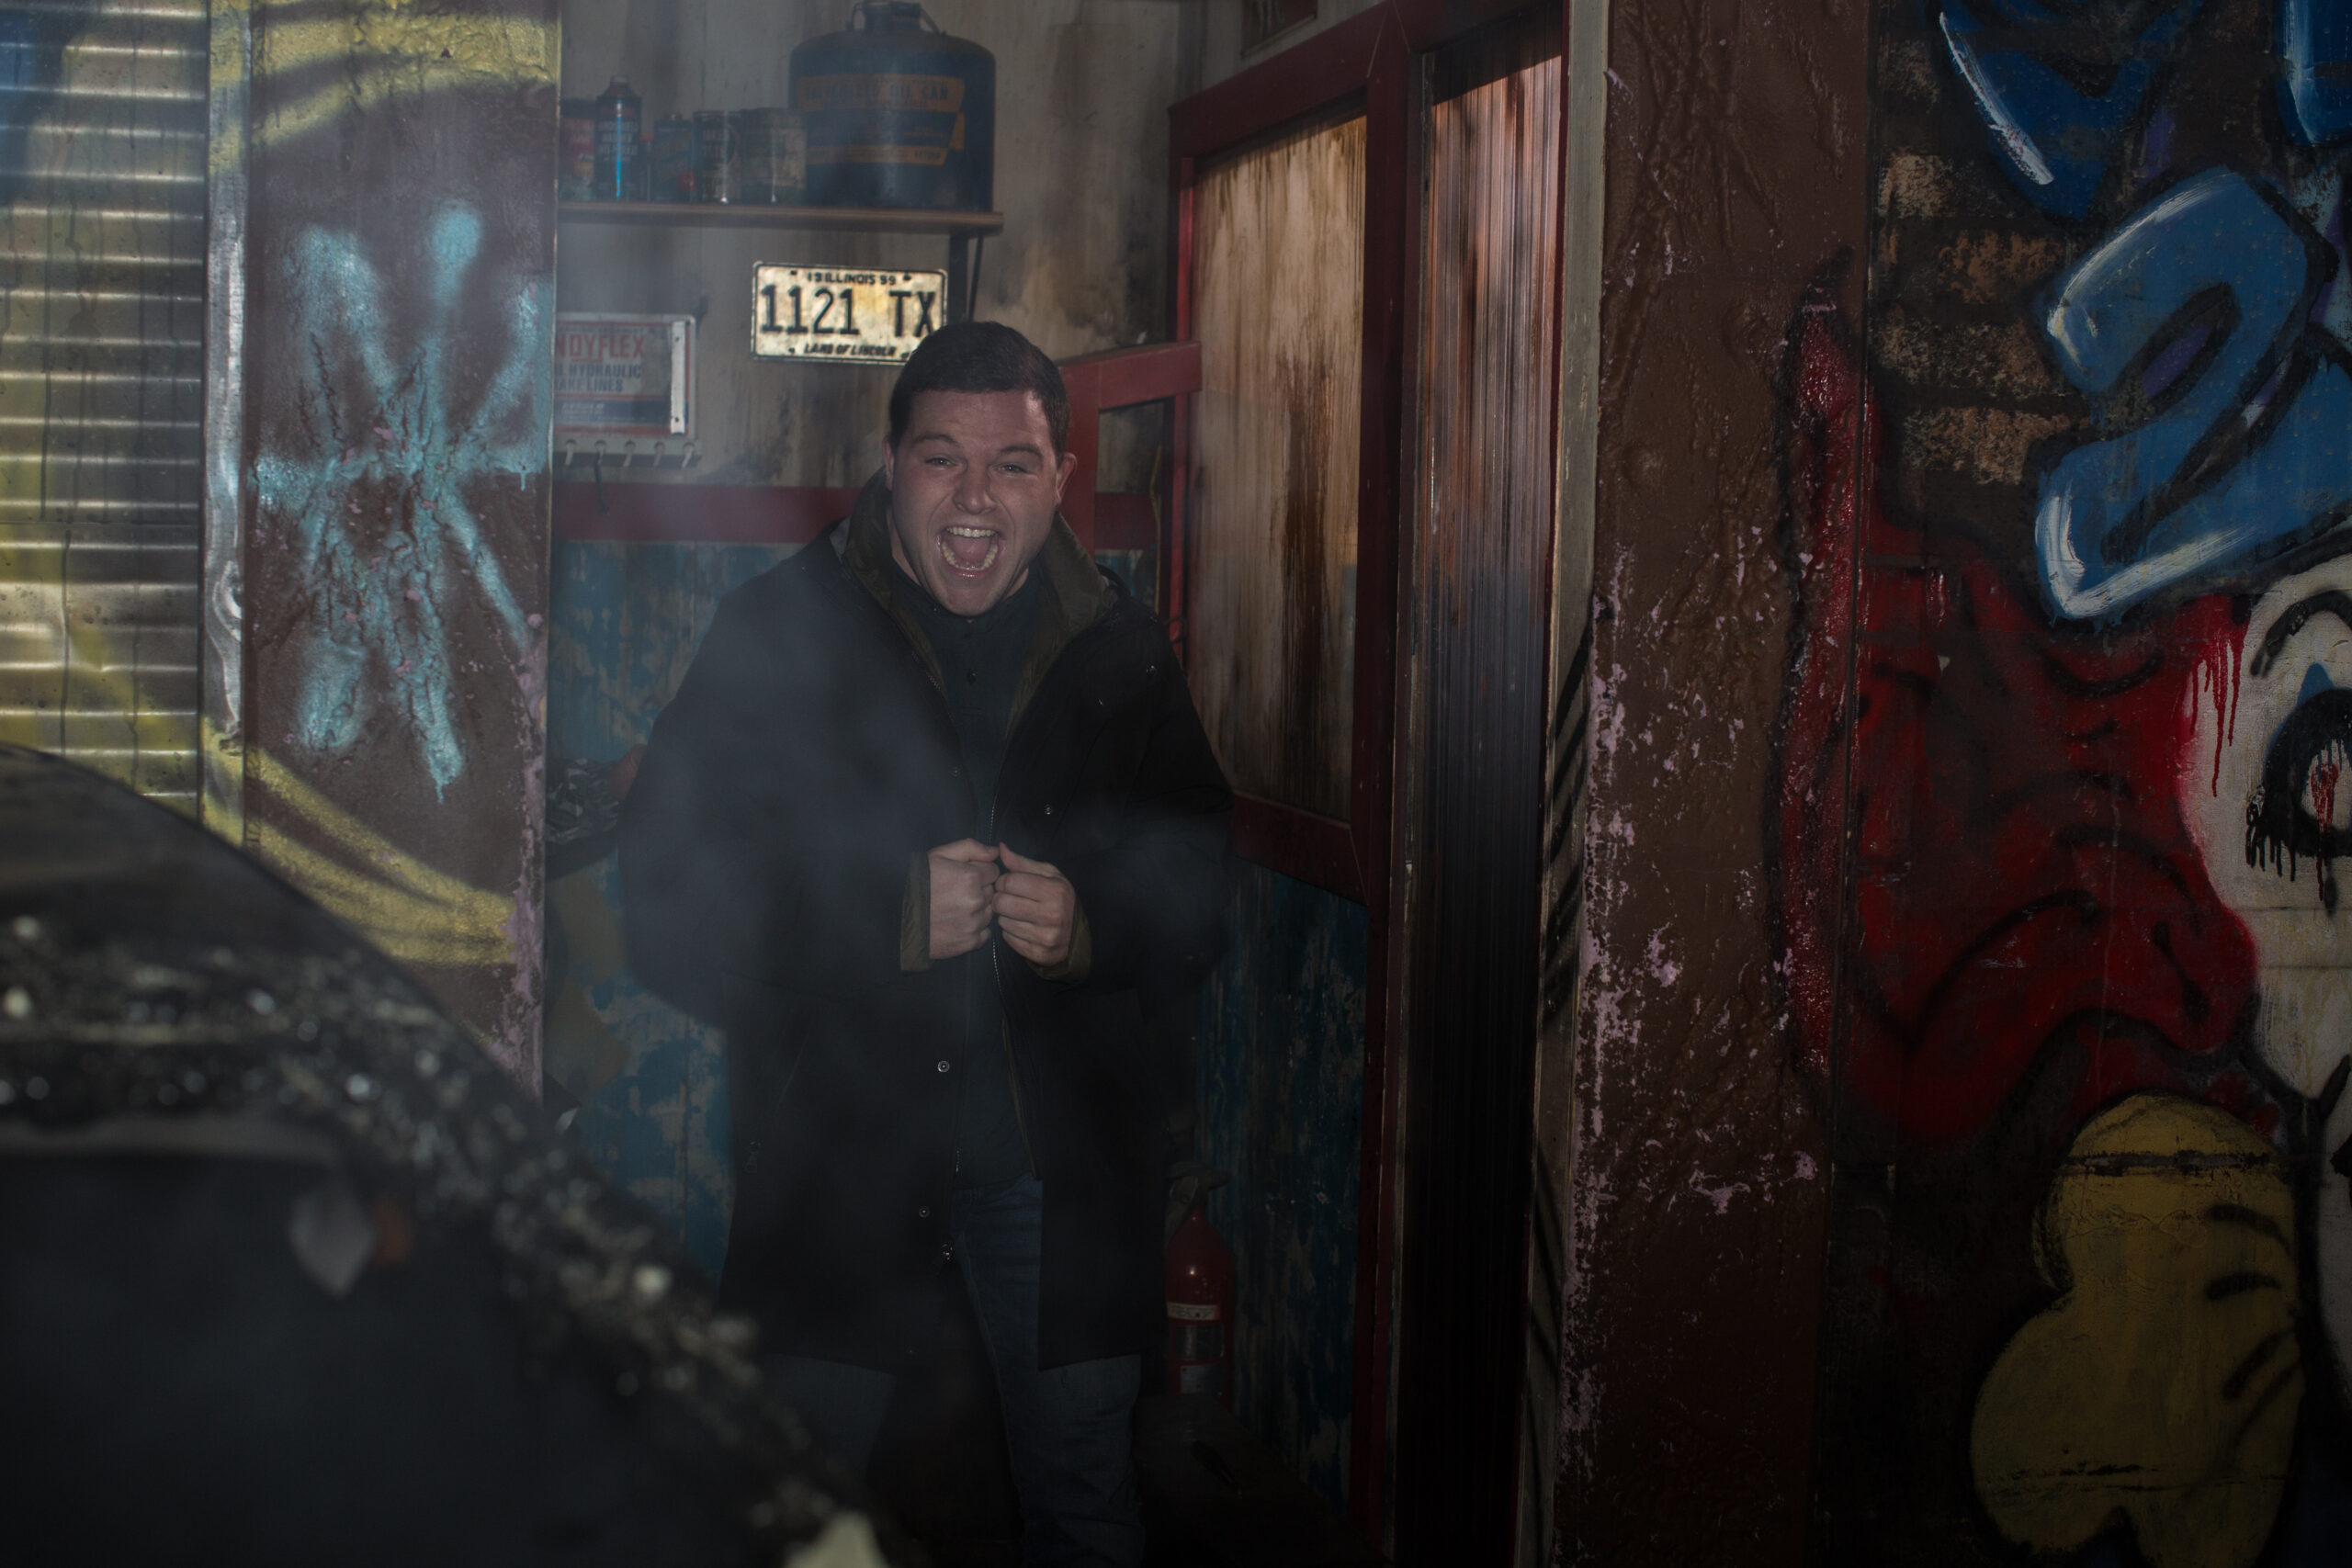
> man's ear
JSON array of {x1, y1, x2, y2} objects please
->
[
  {"x1": 882, "y1": 441, "x2": 897, "y2": 491},
  {"x1": 1052, "y1": 447, "x2": 1078, "y2": 502}
]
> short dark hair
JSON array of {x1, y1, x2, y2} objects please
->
[{"x1": 888, "y1": 321, "x2": 1070, "y2": 455}]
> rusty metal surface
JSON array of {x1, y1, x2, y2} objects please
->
[
  {"x1": 0, "y1": 741, "x2": 904, "y2": 1565},
  {"x1": 1187, "y1": 110, "x2": 1365, "y2": 822},
  {"x1": 0, "y1": 0, "x2": 208, "y2": 815},
  {"x1": 233, "y1": 0, "x2": 560, "y2": 1079},
  {"x1": 1391, "y1": 42, "x2": 1561, "y2": 1564}
]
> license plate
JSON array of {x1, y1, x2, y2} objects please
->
[{"x1": 750, "y1": 265, "x2": 946, "y2": 366}]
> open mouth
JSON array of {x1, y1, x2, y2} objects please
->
[{"x1": 938, "y1": 525, "x2": 1001, "y2": 578}]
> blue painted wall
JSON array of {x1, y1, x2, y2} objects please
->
[
  {"x1": 544, "y1": 537, "x2": 795, "y2": 1280},
  {"x1": 1196, "y1": 862, "x2": 1367, "y2": 1511}
]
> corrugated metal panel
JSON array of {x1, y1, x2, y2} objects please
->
[
  {"x1": 1188, "y1": 112, "x2": 1364, "y2": 822},
  {"x1": 1395, "y1": 49, "x2": 1563, "y2": 1562},
  {"x1": 0, "y1": 0, "x2": 207, "y2": 811}
]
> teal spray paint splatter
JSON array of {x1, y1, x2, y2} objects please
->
[{"x1": 254, "y1": 205, "x2": 548, "y2": 795}]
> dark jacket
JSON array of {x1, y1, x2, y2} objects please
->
[{"x1": 618, "y1": 478, "x2": 1232, "y2": 1370}]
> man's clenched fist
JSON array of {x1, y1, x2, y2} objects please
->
[
  {"x1": 928, "y1": 839, "x2": 1000, "y2": 960},
  {"x1": 993, "y1": 843, "x2": 1077, "y2": 968}
]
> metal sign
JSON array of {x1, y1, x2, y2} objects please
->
[
  {"x1": 750, "y1": 265, "x2": 945, "y2": 366},
  {"x1": 554, "y1": 314, "x2": 694, "y2": 438}
]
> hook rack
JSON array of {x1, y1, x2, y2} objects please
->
[{"x1": 558, "y1": 438, "x2": 700, "y2": 471}]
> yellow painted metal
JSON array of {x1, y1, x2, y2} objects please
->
[{"x1": 0, "y1": 0, "x2": 207, "y2": 814}]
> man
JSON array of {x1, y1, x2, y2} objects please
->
[{"x1": 619, "y1": 321, "x2": 1232, "y2": 1567}]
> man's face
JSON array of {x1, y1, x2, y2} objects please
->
[{"x1": 883, "y1": 389, "x2": 1075, "y2": 617}]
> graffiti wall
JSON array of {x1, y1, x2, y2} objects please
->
[{"x1": 1780, "y1": 0, "x2": 2352, "y2": 1555}]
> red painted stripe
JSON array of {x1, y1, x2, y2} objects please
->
[
  {"x1": 555, "y1": 479, "x2": 1156, "y2": 553},
  {"x1": 552, "y1": 481, "x2": 859, "y2": 544},
  {"x1": 1231, "y1": 793, "x2": 1363, "y2": 901},
  {"x1": 1060, "y1": 340, "x2": 1203, "y2": 408},
  {"x1": 1093, "y1": 492, "x2": 1159, "y2": 551}
]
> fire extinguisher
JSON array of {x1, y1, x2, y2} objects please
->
[{"x1": 1165, "y1": 1165, "x2": 1235, "y2": 1404}]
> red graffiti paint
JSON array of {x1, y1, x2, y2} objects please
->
[{"x1": 1776, "y1": 296, "x2": 2261, "y2": 1145}]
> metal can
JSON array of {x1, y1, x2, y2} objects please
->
[
  {"x1": 789, "y1": 3, "x2": 993, "y2": 209},
  {"x1": 733, "y1": 108, "x2": 807, "y2": 205},
  {"x1": 558, "y1": 97, "x2": 595, "y2": 200},
  {"x1": 694, "y1": 109, "x2": 738, "y2": 203},
  {"x1": 652, "y1": 114, "x2": 695, "y2": 202},
  {"x1": 593, "y1": 75, "x2": 640, "y2": 201}
]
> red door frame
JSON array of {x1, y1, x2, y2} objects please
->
[
  {"x1": 1170, "y1": 0, "x2": 1557, "y2": 1541},
  {"x1": 1170, "y1": 4, "x2": 1414, "y2": 1533}
]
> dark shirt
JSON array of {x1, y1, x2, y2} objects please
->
[{"x1": 889, "y1": 559, "x2": 1042, "y2": 1188}]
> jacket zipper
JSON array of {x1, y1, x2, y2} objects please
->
[
  {"x1": 987, "y1": 795, "x2": 1040, "y2": 1178},
  {"x1": 892, "y1": 580, "x2": 1117, "y2": 1186},
  {"x1": 986, "y1": 621, "x2": 1115, "y2": 1185}
]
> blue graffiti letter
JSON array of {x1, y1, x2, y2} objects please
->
[
  {"x1": 2037, "y1": 170, "x2": 2352, "y2": 620},
  {"x1": 2281, "y1": 0, "x2": 2352, "y2": 145},
  {"x1": 1939, "y1": 0, "x2": 2200, "y2": 220}
]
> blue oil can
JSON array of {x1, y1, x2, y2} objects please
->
[
  {"x1": 592, "y1": 76, "x2": 641, "y2": 202},
  {"x1": 789, "y1": 4, "x2": 994, "y2": 211}
]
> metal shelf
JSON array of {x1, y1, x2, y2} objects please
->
[{"x1": 557, "y1": 200, "x2": 1003, "y2": 236}]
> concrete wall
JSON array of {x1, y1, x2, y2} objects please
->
[
  {"x1": 555, "y1": 0, "x2": 1188, "y2": 487},
  {"x1": 1183, "y1": 0, "x2": 1384, "y2": 92}
]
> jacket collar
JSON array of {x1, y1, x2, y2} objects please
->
[{"x1": 837, "y1": 469, "x2": 1114, "y2": 718}]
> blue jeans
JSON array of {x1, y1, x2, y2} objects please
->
[{"x1": 764, "y1": 1174, "x2": 1144, "y2": 1568}]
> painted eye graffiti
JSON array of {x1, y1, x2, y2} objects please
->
[{"x1": 2247, "y1": 681, "x2": 2352, "y2": 911}]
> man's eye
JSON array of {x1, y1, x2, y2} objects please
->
[
  {"x1": 999, "y1": 463, "x2": 1031, "y2": 476},
  {"x1": 926, "y1": 456, "x2": 954, "y2": 467}
]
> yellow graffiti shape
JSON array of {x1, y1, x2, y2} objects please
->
[
  {"x1": 1972, "y1": 1093, "x2": 2301, "y2": 1568},
  {"x1": 254, "y1": 6, "x2": 555, "y2": 151},
  {"x1": 243, "y1": 744, "x2": 514, "y2": 970}
]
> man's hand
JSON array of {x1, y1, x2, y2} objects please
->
[
  {"x1": 993, "y1": 844, "x2": 1077, "y2": 968},
  {"x1": 928, "y1": 840, "x2": 1001, "y2": 960}
]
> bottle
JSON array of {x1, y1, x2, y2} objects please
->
[
  {"x1": 557, "y1": 98, "x2": 595, "y2": 201},
  {"x1": 652, "y1": 114, "x2": 696, "y2": 202},
  {"x1": 593, "y1": 75, "x2": 641, "y2": 202}
]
